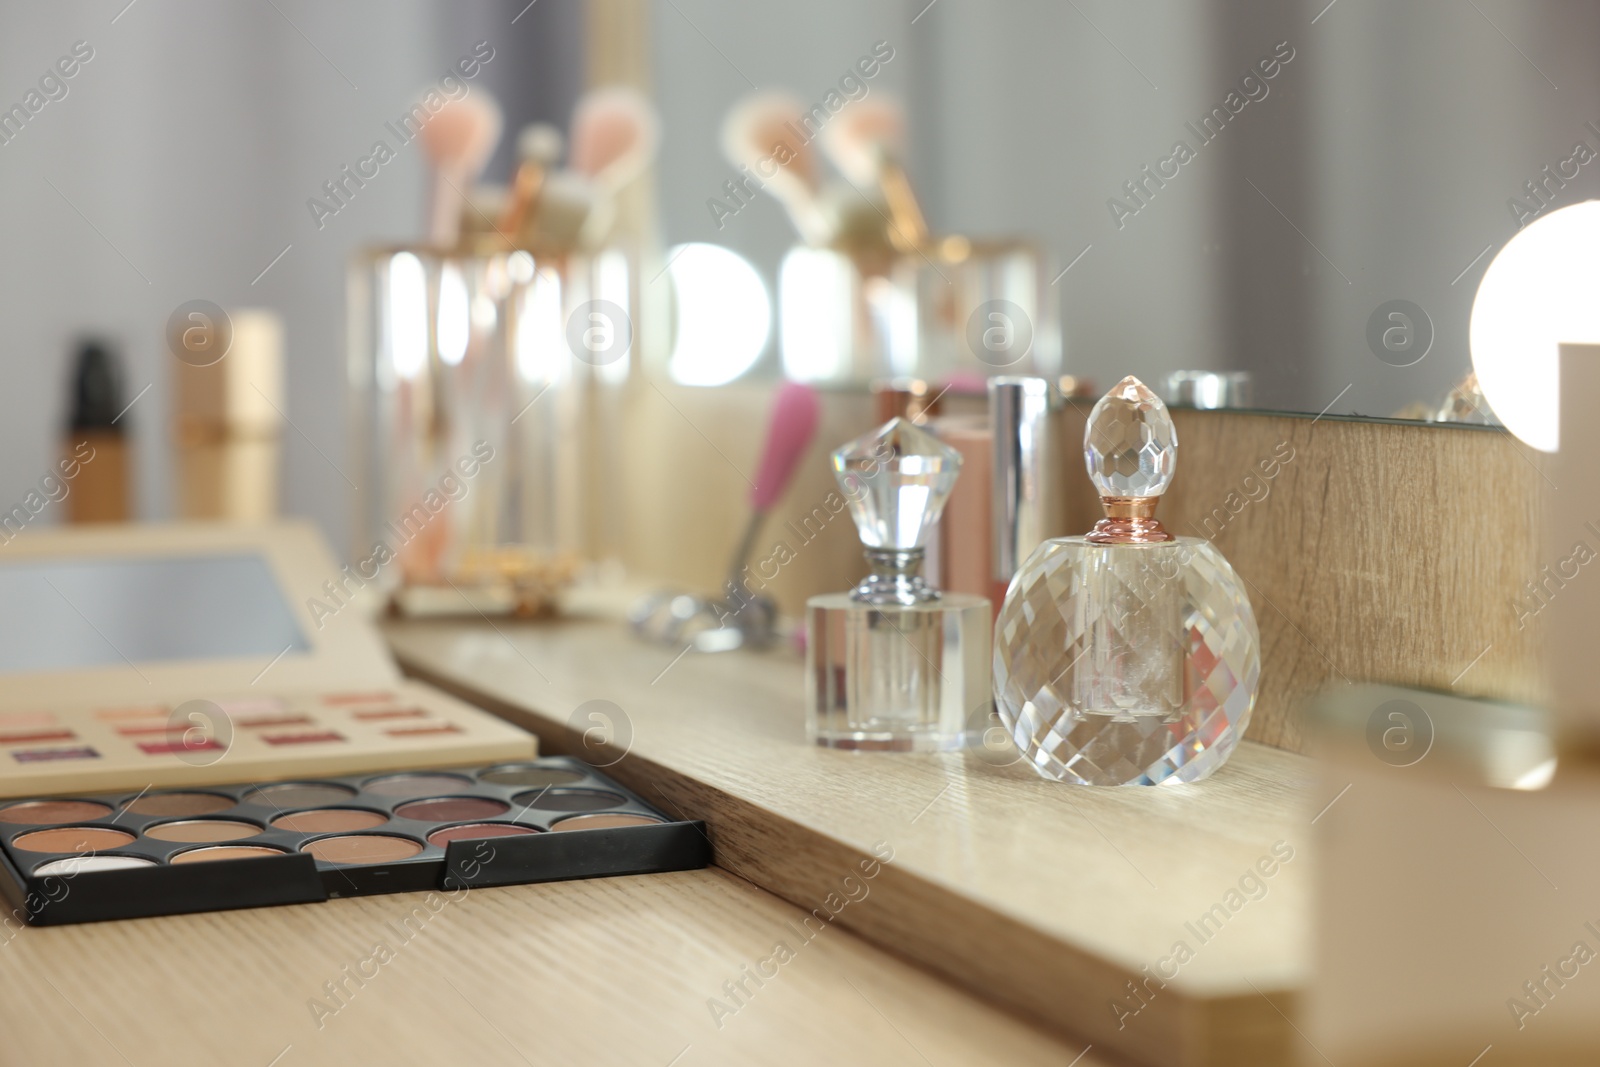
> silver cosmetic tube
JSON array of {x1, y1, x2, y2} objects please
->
[{"x1": 989, "y1": 376, "x2": 1065, "y2": 589}]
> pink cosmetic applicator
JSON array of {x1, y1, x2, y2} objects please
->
[
  {"x1": 570, "y1": 86, "x2": 660, "y2": 192},
  {"x1": 629, "y1": 383, "x2": 821, "y2": 651},
  {"x1": 716, "y1": 381, "x2": 821, "y2": 644},
  {"x1": 732, "y1": 381, "x2": 822, "y2": 573},
  {"x1": 819, "y1": 96, "x2": 929, "y2": 253},
  {"x1": 419, "y1": 90, "x2": 504, "y2": 247},
  {"x1": 721, "y1": 92, "x2": 833, "y2": 246},
  {"x1": 570, "y1": 86, "x2": 661, "y2": 247}
]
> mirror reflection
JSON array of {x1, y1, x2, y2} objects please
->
[
  {"x1": 651, "y1": 1, "x2": 1600, "y2": 424},
  {"x1": 5, "y1": 0, "x2": 1593, "y2": 553}
]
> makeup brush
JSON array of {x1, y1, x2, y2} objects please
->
[
  {"x1": 419, "y1": 89, "x2": 503, "y2": 247},
  {"x1": 498, "y1": 123, "x2": 564, "y2": 244},
  {"x1": 731, "y1": 380, "x2": 822, "y2": 583},
  {"x1": 629, "y1": 382, "x2": 821, "y2": 652},
  {"x1": 721, "y1": 92, "x2": 832, "y2": 245},
  {"x1": 571, "y1": 86, "x2": 660, "y2": 192},
  {"x1": 570, "y1": 86, "x2": 661, "y2": 248},
  {"x1": 819, "y1": 97, "x2": 930, "y2": 253}
]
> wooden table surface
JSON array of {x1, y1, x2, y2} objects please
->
[
  {"x1": 0, "y1": 868, "x2": 1095, "y2": 1067},
  {"x1": 386, "y1": 615, "x2": 1321, "y2": 1067}
]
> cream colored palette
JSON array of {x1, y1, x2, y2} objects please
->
[
  {"x1": 0, "y1": 681, "x2": 535, "y2": 799},
  {"x1": 0, "y1": 522, "x2": 535, "y2": 799}
]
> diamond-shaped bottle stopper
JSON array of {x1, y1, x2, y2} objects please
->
[
  {"x1": 831, "y1": 417, "x2": 962, "y2": 603},
  {"x1": 1084, "y1": 376, "x2": 1177, "y2": 544}
]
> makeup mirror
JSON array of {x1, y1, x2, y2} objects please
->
[
  {"x1": 1, "y1": 0, "x2": 1575, "y2": 563},
  {"x1": 648, "y1": 1, "x2": 1600, "y2": 424}
]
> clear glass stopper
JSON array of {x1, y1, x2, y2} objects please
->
[
  {"x1": 1084, "y1": 376, "x2": 1178, "y2": 499},
  {"x1": 831, "y1": 417, "x2": 962, "y2": 604}
]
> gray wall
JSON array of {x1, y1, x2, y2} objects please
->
[
  {"x1": 0, "y1": 0, "x2": 579, "y2": 555},
  {"x1": 3, "y1": 0, "x2": 1598, "y2": 552}
]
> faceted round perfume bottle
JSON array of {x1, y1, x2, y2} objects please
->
[
  {"x1": 807, "y1": 418, "x2": 992, "y2": 752},
  {"x1": 993, "y1": 376, "x2": 1260, "y2": 785}
]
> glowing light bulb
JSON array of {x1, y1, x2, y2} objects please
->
[
  {"x1": 666, "y1": 243, "x2": 771, "y2": 387},
  {"x1": 1470, "y1": 200, "x2": 1600, "y2": 452},
  {"x1": 437, "y1": 264, "x2": 469, "y2": 366},
  {"x1": 387, "y1": 252, "x2": 429, "y2": 380}
]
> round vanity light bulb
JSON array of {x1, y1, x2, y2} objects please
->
[
  {"x1": 1469, "y1": 200, "x2": 1600, "y2": 453},
  {"x1": 666, "y1": 242, "x2": 771, "y2": 387}
]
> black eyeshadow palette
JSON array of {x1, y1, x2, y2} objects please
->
[{"x1": 0, "y1": 757, "x2": 709, "y2": 925}]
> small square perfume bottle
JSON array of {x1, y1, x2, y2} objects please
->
[
  {"x1": 993, "y1": 376, "x2": 1261, "y2": 784},
  {"x1": 806, "y1": 418, "x2": 992, "y2": 752}
]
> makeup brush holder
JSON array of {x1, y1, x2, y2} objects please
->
[
  {"x1": 347, "y1": 244, "x2": 635, "y2": 614},
  {"x1": 918, "y1": 239, "x2": 1060, "y2": 383},
  {"x1": 777, "y1": 239, "x2": 1059, "y2": 387},
  {"x1": 779, "y1": 245, "x2": 921, "y2": 384}
]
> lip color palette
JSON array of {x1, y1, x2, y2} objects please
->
[
  {"x1": 0, "y1": 682, "x2": 537, "y2": 799},
  {"x1": 0, "y1": 757, "x2": 709, "y2": 925}
]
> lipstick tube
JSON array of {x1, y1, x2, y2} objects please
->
[
  {"x1": 989, "y1": 376, "x2": 1064, "y2": 605},
  {"x1": 174, "y1": 310, "x2": 282, "y2": 521}
]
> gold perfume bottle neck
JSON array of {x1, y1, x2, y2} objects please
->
[{"x1": 1086, "y1": 496, "x2": 1174, "y2": 544}]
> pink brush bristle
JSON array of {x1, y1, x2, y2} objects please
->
[
  {"x1": 571, "y1": 86, "x2": 659, "y2": 187},
  {"x1": 420, "y1": 91, "x2": 503, "y2": 244},
  {"x1": 572, "y1": 108, "x2": 636, "y2": 177},
  {"x1": 419, "y1": 92, "x2": 503, "y2": 173},
  {"x1": 751, "y1": 382, "x2": 821, "y2": 511}
]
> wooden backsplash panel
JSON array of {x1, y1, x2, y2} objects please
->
[
  {"x1": 619, "y1": 382, "x2": 877, "y2": 616},
  {"x1": 621, "y1": 384, "x2": 1543, "y2": 754},
  {"x1": 1139, "y1": 410, "x2": 1543, "y2": 751}
]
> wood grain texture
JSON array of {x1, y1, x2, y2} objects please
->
[
  {"x1": 0, "y1": 868, "x2": 1091, "y2": 1067},
  {"x1": 618, "y1": 383, "x2": 879, "y2": 619},
  {"x1": 388, "y1": 617, "x2": 1318, "y2": 1067},
  {"x1": 619, "y1": 386, "x2": 1540, "y2": 754},
  {"x1": 1114, "y1": 409, "x2": 1542, "y2": 752}
]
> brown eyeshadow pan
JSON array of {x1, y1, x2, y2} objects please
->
[
  {"x1": 13, "y1": 827, "x2": 135, "y2": 853},
  {"x1": 478, "y1": 765, "x2": 585, "y2": 788},
  {"x1": 393, "y1": 796, "x2": 508, "y2": 822},
  {"x1": 426, "y1": 823, "x2": 541, "y2": 847},
  {"x1": 512, "y1": 789, "x2": 625, "y2": 812},
  {"x1": 303, "y1": 835, "x2": 423, "y2": 864},
  {"x1": 271, "y1": 809, "x2": 388, "y2": 833},
  {"x1": 551, "y1": 813, "x2": 665, "y2": 832},
  {"x1": 144, "y1": 820, "x2": 262, "y2": 844},
  {"x1": 170, "y1": 845, "x2": 288, "y2": 865},
  {"x1": 0, "y1": 800, "x2": 112, "y2": 825},
  {"x1": 362, "y1": 773, "x2": 474, "y2": 798},
  {"x1": 0, "y1": 760, "x2": 705, "y2": 926},
  {"x1": 240, "y1": 782, "x2": 356, "y2": 808},
  {"x1": 123, "y1": 792, "x2": 235, "y2": 817}
]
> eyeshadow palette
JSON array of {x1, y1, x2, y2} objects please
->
[
  {"x1": 0, "y1": 757, "x2": 709, "y2": 925},
  {"x1": 0, "y1": 682, "x2": 537, "y2": 799}
]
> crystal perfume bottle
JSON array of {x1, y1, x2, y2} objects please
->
[
  {"x1": 807, "y1": 418, "x2": 992, "y2": 751},
  {"x1": 993, "y1": 377, "x2": 1260, "y2": 785}
]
